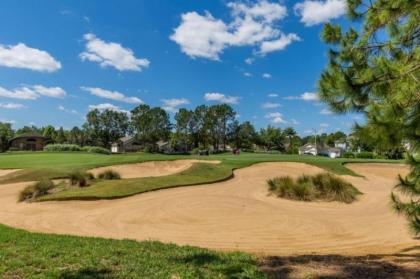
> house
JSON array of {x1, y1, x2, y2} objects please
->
[
  {"x1": 299, "y1": 143, "x2": 344, "y2": 158},
  {"x1": 111, "y1": 136, "x2": 143, "y2": 153},
  {"x1": 334, "y1": 140, "x2": 350, "y2": 151},
  {"x1": 157, "y1": 140, "x2": 173, "y2": 154},
  {"x1": 298, "y1": 143, "x2": 318, "y2": 156},
  {"x1": 9, "y1": 132, "x2": 50, "y2": 151}
]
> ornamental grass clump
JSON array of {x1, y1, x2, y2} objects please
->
[
  {"x1": 68, "y1": 170, "x2": 93, "y2": 187},
  {"x1": 267, "y1": 173, "x2": 361, "y2": 203},
  {"x1": 18, "y1": 179, "x2": 55, "y2": 202},
  {"x1": 97, "y1": 170, "x2": 121, "y2": 180}
]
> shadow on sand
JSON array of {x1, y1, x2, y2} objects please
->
[{"x1": 259, "y1": 246, "x2": 420, "y2": 278}]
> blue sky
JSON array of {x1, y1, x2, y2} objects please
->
[{"x1": 0, "y1": 0, "x2": 362, "y2": 135}]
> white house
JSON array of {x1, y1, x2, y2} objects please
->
[{"x1": 299, "y1": 143, "x2": 344, "y2": 158}]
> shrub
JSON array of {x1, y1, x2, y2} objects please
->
[
  {"x1": 8, "y1": 147, "x2": 19, "y2": 152},
  {"x1": 343, "y1": 152, "x2": 355, "y2": 158},
  {"x1": 44, "y1": 144, "x2": 81, "y2": 152},
  {"x1": 68, "y1": 170, "x2": 92, "y2": 187},
  {"x1": 355, "y1": 151, "x2": 374, "y2": 159},
  {"x1": 97, "y1": 170, "x2": 121, "y2": 180},
  {"x1": 81, "y1": 146, "x2": 111, "y2": 155},
  {"x1": 267, "y1": 173, "x2": 361, "y2": 203},
  {"x1": 18, "y1": 179, "x2": 55, "y2": 202}
]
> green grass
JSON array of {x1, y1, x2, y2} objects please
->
[
  {"x1": 0, "y1": 151, "x2": 401, "y2": 201},
  {"x1": 0, "y1": 224, "x2": 266, "y2": 278}
]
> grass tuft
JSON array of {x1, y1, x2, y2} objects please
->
[
  {"x1": 18, "y1": 179, "x2": 55, "y2": 202},
  {"x1": 267, "y1": 173, "x2": 361, "y2": 203},
  {"x1": 97, "y1": 170, "x2": 121, "y2": 180},
  {"x1": 69, "y1": 170, "x2": 93, "y2": 187}
]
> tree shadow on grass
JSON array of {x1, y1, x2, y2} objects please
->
[
  {"x1": 59, "y1": 267, "x2": 114, "y2": 279},
  {"x1": 259, "y1": 248, "x2": 420, "y2": 279}
]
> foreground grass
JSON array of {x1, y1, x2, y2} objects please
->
[
  {"x1": 0, "y1": 152, "x2": 401, "y2": 201},
  {"x1": 0, "y1": 224, "x2": 266, "y2": 278}
]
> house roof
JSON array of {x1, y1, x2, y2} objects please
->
[{"x1": 10, "y1": 132, "x2": 48, "y2": 141}]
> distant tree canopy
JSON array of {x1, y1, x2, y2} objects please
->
[{"x1": 319, "y1": 0, "x2": 419, "y2": 233}]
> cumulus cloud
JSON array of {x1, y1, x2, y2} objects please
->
[
  {"x1": 294, "y1": 0, "x2": 347, "y2": 26},
  {"x1": 262, "y1": 73, "x2": 272, "y2": 79},
  {"x1": 88, "y1": 103, "x2": 130, "y2": 114},
  {"x1": 245, "y1": 57, "x2": 254, "y2": 65},
  {"x1": 259, "y1": 33, "x2": 300, "y2": 55},
  {"x1": 265, "y1": 112, "x2": 286, "y2": 124},
  {"x1": 268, "y1": 93, "x2": 278, "y2": 97},
  {"x1": 81, "y1": 86, "x2": 142, "y2": 104},
  {"x1": 170, "y1": 1, "x2": 298, "y2": 60},
  {"x1": 0, "y1": 43, "x2": 61, "y2": 72},
  {"x1": 204, "y1": 92, "x2": 240, "y2": 104},
  {"x1": 320, "y1": 122, "x2": 330, "y2": 127},
  {"x1": 58, "y1": 105, "x2": 78, "y2": 114},
  {"x1": 0, "y1": 103, "x2": 25, "y2": 109},
  {"x1": 261, "y1": 102, "x2": 281, "y2": 109},
  {"x1": 0, "y1": 85, "x2": 66, "y2": 100},
  {"x1": 80, "y1": 33, "x2": 150, "y2": 71},
  {"x1": 290, "y1": 118, "x2": 300, "y2": 125},
  {"x1": 161, "y1": 98, "x2": 190, "y2": 113},
  {"x1": 243, "y1": 72, "x2": 252, "y2": 77},
  {"x1": 284, "y1": 92, "x2": 318, "y2": 101},
  {"x1": 320, "y1": 108, "x2": 333, "y2": 115}
]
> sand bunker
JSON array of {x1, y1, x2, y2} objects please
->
[
  {"x1": 0, "y1": 162, "x2": 416, "y2": 256},
  {"x1": 0, "y1": 169, "x2": 21, "y2": 178},
  {"x1": 89, "y1": 159, "x2": 220, "y2": 178}
]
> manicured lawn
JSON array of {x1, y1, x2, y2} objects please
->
[
  {"x1": 0, "y1": 151, "x2": 401, "y2": 201},
  {"x1": 0, "y1": 224, "x2": 266, "y2": 278}
]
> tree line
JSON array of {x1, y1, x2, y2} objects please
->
[{"x1": 0, "y1": 103, "x2": 351, "y2": 153}]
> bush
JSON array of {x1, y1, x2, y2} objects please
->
[
  {"x1": 68, "y1": 170, "x2": 93, "y2": 187},
  {"x1": 343, "y1": 152, "x2": 355, "y2": 158},
  {"x1": 98, "y1": 170, "x2": 121, "y2": 180},
  {"x1": 81, "y1": 146, "x2": 111, "y2": 155},
  {"x1": 44, "y1": 144, "x2": 81, "y2": 152},
  {"x1": 355, "y1": 151, "x2": 374, "y2": 159},
  {"x1": 267, "y1": 173, "x2": 361, "y2": 203},
  {"x1": 8, "y1": 147, "x2": 19, "y2": 152},
  {"x1": 18, "y1": 179, "x2": 55, "y2": 202}
]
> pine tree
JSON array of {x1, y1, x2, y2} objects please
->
[{"x1": 319, "y1": 0, "x2": 419, "y2": 233}]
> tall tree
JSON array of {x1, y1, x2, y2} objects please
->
[
  {"x1": 259, "y1": 126, "x2": 285, "y2": 151},
  {"x1": 207, "y1": 104, "x2": 236, "y2": 151},
  {"x1": 174, "y1": 108, "x2": 194, "y2": 150},
  {"x1": 319, "y1": 0, "x2": 419, "y2": 233},
  {"x1": 131, "y1": 104, "x2": 171, "y2": 146},
  {"x1": 83, "y1": 109, "x2": 129, "y2": 148},
  {"x1": 229, "y1": 121, "x2": 257, "y2": 149},
  {"x1": 0, "y1": 122, "x2": 14, "y2": 152}
]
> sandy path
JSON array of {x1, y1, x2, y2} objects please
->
[
  {"x1": 0, "y1": 162, "x2": 416, "y2": 256},
  {"x1": 89, "y1": 159, "x2": 220, "y2": 178}
]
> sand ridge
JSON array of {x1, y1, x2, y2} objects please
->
[
  {"x1": 89, "y1": 159, "x2": 220, "y2": 178},
  {"x1": 0, "y1": 162, "x2": 416, "y2": 256}
]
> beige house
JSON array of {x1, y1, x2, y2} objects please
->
[
  {"x1": 111, "y1": 136, "x2": 143, "y2": 153},
  {"x1": 9, "y1": 132, "x2": 50, "y2": 151}
]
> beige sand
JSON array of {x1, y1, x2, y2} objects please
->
[
  {"x1": 89, "y1": 159, "x2": 220, "y2": 178},
  {"x1": 0, "y1": 162, "x2": 416, "y2": 256},
  {"x1": 0, "y1": 169, "x2": 20, "y2": 177}
]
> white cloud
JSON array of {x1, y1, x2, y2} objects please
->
[
  {"x1": 0, "y1": 103, "x2": 25, "y2": 109},
  {"x1": 294, "y1": 0, "x2": 347, "y2": 26},
  {"x1": 204, "y1": 92, "x2": 240, "y2": 104},
  {"x1": 0, "y1": 85, "x2": 66, "y2": 100},
  {"x1": 261, "y1": 102, "x2": 281, "y2": 109},
  {"x1": 0, "y1": 43, "x2": 61, "y2": 72},
  {"x1": 88, "y1": 103, "x2": 129, "y2": 114},
  {"x1": 161, "y1": 98, "x2": 190, "y2": 113},
  {"x1": 268, "y1": 93, "x2": 278, "y2": 97},
  {"x1": 320, "y1": 122, "x2": 330, "y2": 127},
  {"x1": 81, "y1": 86, "x2": 142, "y2": 104},
  {"x1": 0, "y1": 118, "x2": 16, "y2": 124},
  {"x1": 259, "y1": 33, "x2": 300, "y2": 55},
  {"x1": 170, "y1": 1, "x2": 298, "y2": 60},
  {"x1": 265, "y1": 112, "x2": 286, "y2": 124},
  {"x1": 80, "y1": 33, "x2": 150, "y2": 71},
  {"x1": 245, "y1": 57, "x2": 254, "y2": 65},
  {"x1": 320, "y1": 108, "x2": 333, "y2": 115},
  {"x1": 262, "y1": 73, "x2": 272, "y2": 79},
  {"x1": 284, "y1": 92, "x2": 318, "y2": 101},
  {"x1": 58, "y1": 105, "x2": 78, "y2": 114},
  {"x1": 32, "y1": 85, "x2": 66, "y2": 98},
  {"x1": 243, "y1": 72, "x2": 252, "y2": 77},
  {"x1": 290, "y1": 118, "x2": 300, "y2": 125}
]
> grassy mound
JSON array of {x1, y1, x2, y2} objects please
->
[
  {"x1": 18, "y1": 179, "x2": 55, "y2": 202},
  {"x1": 267, "y1": 173, "x2": 362, "y2": 203}
]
